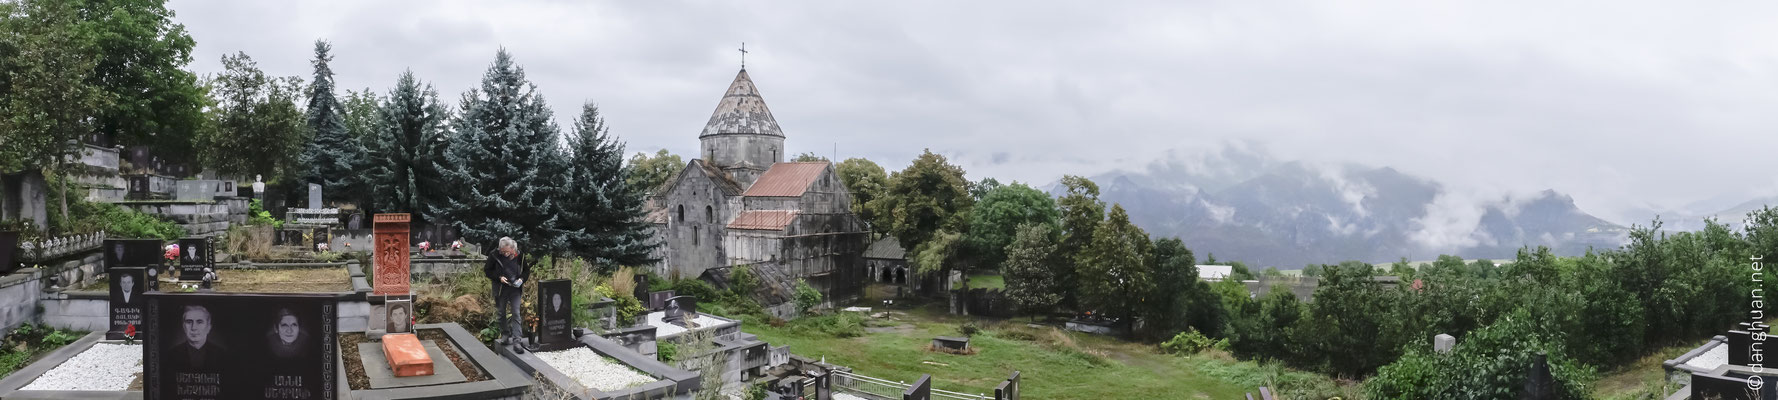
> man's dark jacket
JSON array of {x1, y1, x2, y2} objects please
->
[{"x1": 483, "y1": 247, "x2": 528, "y2": 296}]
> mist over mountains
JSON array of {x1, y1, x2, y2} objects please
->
[{"x1": 1049, "y1": 145, "x2": 1630, "y2": 268}]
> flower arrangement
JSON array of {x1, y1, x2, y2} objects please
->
[
  {"x1": 163, "y1": 244, "x2": 180, "y2": 261},
  {"x1": 450, "y1": 240, "x2": 463, "y2": 251},
  {"x1": 123, "y1": 324, "x2": 137, "y2": 345},
  {"x1": 316, "y1": 242, "x2": 329, "y2": 252},
  {"x1": 418, "y1": 241, "x2": 431, "y2": 252}
]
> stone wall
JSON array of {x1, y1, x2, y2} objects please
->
[
  {"x1": 119, "y1": 198, "x2": 250, "y2": 237},
  {"x1": 0, "y1": 269, "x2": 42, "y2": 335},
  {"x1": 699, "y1": 133, "x2": 783, "y2": 187},
  {"x1": 656, "y1": 163, "x2": 732, "y2": 279},
  {"x1": 0, "y1": 171, "x2": 49, "y2": 229},
  {"x1": 39, "y1": 293, "x2": 106, "y2": 333}
]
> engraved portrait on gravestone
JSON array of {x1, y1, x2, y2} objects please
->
[
  {"x1": 170, "y1": 305, "x2": 228, "y2": 372},
  {"x1": 266, "y1": 308, "x2": 311, "y2": 360},
  {"x1": 552, "y1": 293, "x2": 563, "y2": 314}
]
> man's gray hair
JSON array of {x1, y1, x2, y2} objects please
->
[{"x1": 498, "y1": 237, "x2": 518, "y2": 253}]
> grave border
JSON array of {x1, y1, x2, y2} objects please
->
[
  {"x1": 351, "y1": 323, "x2": 532, "y2": 400},
  {"x1": 498, "y1": 332, "x2": 699, "y2": 400}
]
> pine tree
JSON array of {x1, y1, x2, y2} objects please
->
[
  {"x1": 367, "y1": 71, "x2": 450, "y2": 221},
  {"x1": 559, "y1": 102, "x2": 660, "y2": 268},
  {"x1": 297, "y1": 40, "x2": 367, "y2": 205},
  {"x1": 436, "y1": 49, "x2": 571, "y2": 255}
]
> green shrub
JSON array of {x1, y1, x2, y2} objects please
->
[
  {"x1": 657, "y1": 341, "x2": 678, "y2": 362},
  {"x1": 614, "y1": 295, "x2": 644, "y2": 325},
  {"x1": 314, "y1": 251, "x2": 342, "y2": 263},
  {"x1": 671, "y1": 279, "x2": 720, "y2": 302},
  {"x1": 744, "y1": 381, "x2": 770, "y2": 400},
  {"x1": 729, "y1": 265, "x2": 760, "y2": 298},
  {"x1": 1366, "y1": 309, "x2": 1593, "y2": 400},
  {"x1": 52, "y1": 201, "x2": 184, "y2": 239},
  {"x1": 958, "y1": 321, "x2": 981, "y2": 337},
  {"x1": 788, "y1": 312, "x2": 865, "y2": 338},
  {"x1": 247, "y1": 199, "x2": 282, "y2": 229},
  {"x1": 793, "y1": 279, "x2": 821, "y2": 314},
  {"x1": 1161, "y1": 329, "x2": 1223, "y2": 355}
]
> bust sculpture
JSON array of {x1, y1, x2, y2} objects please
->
[{"x1": 251, "y1": 174, "x2": 265, "y2": 198}]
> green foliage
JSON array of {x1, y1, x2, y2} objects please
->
[
  {"x1": 671, "y1": 278, "x2": 720, "y2": 302},
  {"x1": 0, "y1": 0, "x2": 107, "y2": 173},
  {"x1": 1053, "y1": 175, "x2": 1103, "y2": 308},
  {"x1": 784, "y1": 312, "x2": 864, "y2": 338},
  {"x1": 744, "y1": 381, "x2": 769, "y2": 400},
  {"x1": 1145, "y1": 237, "x2": 1219, "y2": 339},
  {"x1": 76, "y1": 0, "x2": 207, "y2": 164},
  {"x1": 958, "y1": 320, "x2": 981, "y2": 337},
  {"x1": 1075, "y1": 205, "x2": 1152, "y2": 333},
  {"x1": 47, "y1": 197, "x2": 182, "y2": 239},
  {"x1": 964, "y1": 182, "x2": 1059, "y2": 270},
  {"x1": 657, "y1": 340, "x2": 678, "y2": 362},
  {"x1": 1301, "y1": 264, "x2": 1323, "y2": 277},
  {"x1": 625, "y1": 149, "x2": 681, "y2": 196},
  {"x1": 297, "y1": 40, "x2": 369, "y2": 206},
  {"x1": 870, "y1": 149, "x2": 972, "y2": 253},
  {"x1": 247, "y1": 199, "x2": 282, "y2": 229},
  {"x1": 1367, "y1": 309, "x2": 1594, "y2": 400},
  {"x1": 1003, "y1": 223, "x2": 1063, "y2": 315},
  {"x1": 793, "y1": 279, "x2": 822, "y2": 314},
  {"x1": 0, "y1": 323, "x2": 83, "y2": 377},
  {"x1": 791, "y1": 152, "x2": 827, "y2": 162},
  {"x1": 436, "y1": 49, "x2": 571, "y2": 255},
  {"x1": 314, "y1": 250, "x2": 342, "y2": 263},
  {"x1": 613, "y1": 295, "x2": 643, "y2": 325},
  {"x1": 367, "y1": 71, "x2": 451, "y2": 221},
  {"x1": 910, "y1": 229, "x2": 963, "y2": 275},
  {"x1": 196, "y1": 51, "x2": 307, "y2": 181},
  {"x1": 728, "y1": 265, "x2": 760, "y2": 299},
  {"x1": 559, "y1": 102, "x2": 658, "y2": 267},
  {"x1": 834, "y1": 157, "x2": 889, "y2": 230},
  {"x1": 1161, "y1": 329, "x2": 1224, "y2": 355},
  {"x1": 1226, "y1": 285, "x2": 1304, "y2": 363},
  {"x1": 1298, "y1": 260, "x2": 1401, "y2": 377}
]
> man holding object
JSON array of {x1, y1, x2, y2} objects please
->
[{"x1": 483, "y1": 236, "x2": 529, "y2": 352}]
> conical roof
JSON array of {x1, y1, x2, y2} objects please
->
[{"x1": 699, "y1": 69, "x2": 784, "y2": 137}]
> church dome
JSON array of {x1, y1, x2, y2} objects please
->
[{"x1": 699, "y1": 69, "x2": 784, "y2": 138}]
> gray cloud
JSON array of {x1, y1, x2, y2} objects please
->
[{"x1": 167, "y1": 0, "x2": 1778, "y2": 224}]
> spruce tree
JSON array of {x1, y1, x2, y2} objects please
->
[
  {"x1": 560, "y1": 102, "x2": 659, "y2": 268},
  {"x1": 297, "y1": 40, "x2": 367, "y2": 204},
  {"x1": 437, "y1": 49, "x2": 571, "y2": 255},
  {"x1": 367, "y1": 71, "x2": 450, "y2": 221}
]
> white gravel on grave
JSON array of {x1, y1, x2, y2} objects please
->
[
  {"x1": 20, "y1": 343, "x2": 142, "y2": 391},
  {"x1": 644, "y1": 312, "x2": 728, "y2": 338},
  {"x1": 534, "y1": 347, "x2": 657, "y2": 392},
  {"x1": 832, "y1": 393, "x2": 869, "y2": 400},
  {"x1": 1684, "y1": 341, "x2": 1728, "y2": 371}
]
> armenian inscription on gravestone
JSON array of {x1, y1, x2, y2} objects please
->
[
  {"x1": 373, "y1": 214, "x2": 411, "y2": 296},
  {"x1": 143, "y1": 292, "x2": 338, "y2": 400},
  {"x1": 109, "y1": 267, "x2": 148, "y2": 339},
  {"x1": 177, "y1": 237, "x2": 212, "y2": 281},
  {"x1": 536, "y1": 279, "x2": 574, "y2": 350}
]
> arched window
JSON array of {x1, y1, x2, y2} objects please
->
[
  {"x1": 677, "y1": 205, "x2": 685, "y2": 222},
  {"x1": 693, "y1": 226, "x2": 700, "y2": 246},
  {"x1": 706, "y1": 206, "x2": 714, "y2": 223}
]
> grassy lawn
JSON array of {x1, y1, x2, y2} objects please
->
[
  {"x1": 1593, "y1": 339, "x2": 1702, "y2": 400},
  {"x1": 965, "y1": 274, "x2": 1005, "y2": 290},
  {"x1": 740, "y1": 301, "x2": 1348, "y2": 400}
]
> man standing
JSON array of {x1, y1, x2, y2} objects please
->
[{"x1": 483, "y1": 237, "x2": 528, "y2": 352}]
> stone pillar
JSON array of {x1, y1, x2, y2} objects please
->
[{"x1": 1434, "y1": 334, "x2": 1456, "y2": 354}]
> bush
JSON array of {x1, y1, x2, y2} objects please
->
[
  {"x1": 744, "y1": 381, "x2": 770, "y2": 400},
  {"x1": 614, "y1": 295, "x2": 644, "y2": 325},
  {"x1": 793, "y1": 279, "x2": 821, "y2": 314},
  {"x1": 958, "y1": 321, "x2": 981, "y2": 337},
  {"x1": 1366, "y1": 309, "x2": 1593, "y2": 400},
  {"x1": 247, "y1": 199, "x2": 282, "y2": 229},
  {"x1": 1161, "y1": 329, "x2": 1224, "y2": 355},
  {"x1": 787, "y1": 312, "x2": 864, "y2": 338},
  {"x1": 671, "y1": 279, "x2": 720, "y2": 302},
  {"x1": 729, "y1": 264, "x2": 760, "y2": 299},
  {"x1": 657, "y1": 341, "x2": 678, "y2": 362},
  {"x1": 50, "y1": 200, "x2": 184, "y2": 239}
]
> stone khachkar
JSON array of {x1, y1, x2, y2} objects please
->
[
  {"x1": 176, "y1": 237, "x2": 214, "y2": 281},
  {"x1": 903, "y1": 374, "x2": 932, "y2": 400},
  {"x1": 142, "y1": 292, "x2": 338, "y2": 400},
  {"x1": 108, "y1": 267, "x2": 147, "y2": 339},
  {"x1": 373, "y1": 214, "x2": 411, "y2": 296},
  {"x1": 535, "y1": 279, "x2": 575, "y2": 350}
]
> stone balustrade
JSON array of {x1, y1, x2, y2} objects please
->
[{"x1": 16, "y1": 231, "x2": 105, "y2": 263}]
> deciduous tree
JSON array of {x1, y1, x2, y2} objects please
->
[{"x1": 196, "y1": 52, "x2": 306, "y2": 182}]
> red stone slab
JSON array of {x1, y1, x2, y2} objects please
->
[{"x1": 382, "y1": 333, "x2": 434, "y2": 377}]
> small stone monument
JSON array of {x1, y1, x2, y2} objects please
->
[
  {"x1": 535, "y1": 279, "x2": 576, "y2": 350},
  {"x1": 308, "y1": 183, "x2": 323, "y2": 208},
  {"x1": 373, "y1": 214, "x2": 411, "y2": 296},
  {"x1": 176, "y1": 237, "x2": 212, "y2": 281},
  {"x1": 995, "y1": 371, "x2": 1021, "y2": 400},
  {"x1": 251, "y1": 174, "x2": 265, "y2": 199},
  {"x1": 648, "y1": 290, "x2": 676, "y2": 311},
  {"x1": 1433, "y1": 333, "x2": 1455, "y2": 354},
  {"x1": 662, "y1": 295, "x2": 698, "y2": 327}
]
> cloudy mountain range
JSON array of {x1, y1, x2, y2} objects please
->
[{"x1": 1049, "y1": 146, "x2": 1631, "y2": 268}]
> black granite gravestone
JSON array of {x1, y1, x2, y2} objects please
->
[
  {"x1": 536, "y1": 279, "x2": 575, "y2": 350},
  {"x1": 1731, "y1": 330, "x2": 1757, "y2": 366},
  {"x1": 177, "y1": 237, "x2": 212, "y2": 281},
  {"x1": 109, "y1": 267, "x2": 148, "y2": 340},
  {"x1": 815, "y1": 372, "x2": 832, "y2": 400},
  {"x1": 312, "y1": 228, "x2": 330, "y2": 250},
  {"x1": 903, "y1": 374, "x2": 932, "y2": 400},
  {"x1": 995, "y1": 371, "x2": 1020, "y2": 400},
  {"x1": 105, "y1": 239, "x2": 164, "y2": 271},
  {"x1": 0, "y1": 231, "x2": 14, "y2": 275},
  {"x1": 1692, "y1": 372, "x2": 1775, "y2": 400},
  {"x1": 662, "y1": 296, "x2": 698, "y2": 327},
  {"x1": 648, "y1": 290, "x2": 676, "y2": 311},
  {"x1": 143, "y1": 292, "x2": 338, "y2": 400}
]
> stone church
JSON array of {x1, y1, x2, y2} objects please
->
[{"x1": 646, "y1": 68, "x2": 870, "y2": 307}]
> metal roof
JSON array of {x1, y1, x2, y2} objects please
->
[
  {"x1": 699, "y1": 69, "x2": 783, "y2": 138},
  {"x1": 727, "y1": 210, "x2": 797, "y2": 231},
  {"x1": 742, "y1": 162, "x2": 828, "y2": 197},
  {"x1": 864, "y1": 237, "x2": 906, "y2": 259}
]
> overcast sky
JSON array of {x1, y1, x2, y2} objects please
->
[{"x1": 166, "y1": 0, "x2": 1778, "y2": 225}]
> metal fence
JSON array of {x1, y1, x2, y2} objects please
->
[{"x1": 832, "y1": 371, "x2": 991, "y2": 400}]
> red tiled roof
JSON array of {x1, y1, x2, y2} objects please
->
[
  {"x1": 742, "y1": 162, "x2": 828, "y2": 197},
  {"x1": 727, "y1": 210, "x2": 797, "y2": 230}
]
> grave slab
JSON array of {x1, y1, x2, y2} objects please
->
[
  {"x1": 383, "y1": 333, "x2": 434, "y2": 377},
  {"x1": 357, "y1": 339, "x2": 468, "y2": 389}
]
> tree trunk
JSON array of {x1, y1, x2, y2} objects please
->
[{"x1": 57, "y1": 164, "x2": 68, "y2": 227}]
